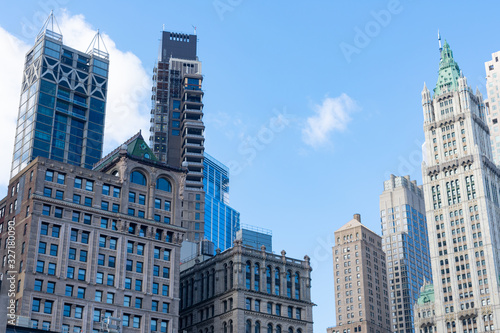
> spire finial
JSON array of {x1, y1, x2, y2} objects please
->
[{"x1": 438, "y1": 29, "x2": 442, "y2": 51}]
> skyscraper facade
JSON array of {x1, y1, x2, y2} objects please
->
[
  {"x1": 485, "y1": 51, "x2": 500, "y2": 166},
  {"x1": 328, "y1": 214, "x2": 391, "y2": 333},
  {"x1": 150, "y1": 30, "x2": 205, "y2": 242},
  {"x1": 417, "y1": 39, "x2": 500, "y2": 333},
  {"x1": 11, "y1": 14, "x2": 109, "y2": 178},
  {"x1": 380, "y1": 175, "x2": 432, "y2": 333},
  {"x1": 0, "y1": 134, "x2": 185, "y2": 332},
  {"x1": 203, "y1": 153, "x2": 240, "y2": 251}
]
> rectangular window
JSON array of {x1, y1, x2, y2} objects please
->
[
  {"x1": 125, "y1": 278, "x2": 131, "y2": 289},
  {"x1": 69, "y1": 248, "x2": 76, "y2": 260},
  {"x1": 113, "y1": 187, "x2": 121, "y2": 198},
  {"x1": 42, "y1": 204, "x2": 51, "y2": 216},
  {"x1": 138, "y1": 210, "x2": 145, "y2": 218},
  {"x1": 55, "y1": 190, "x2": 64, "y2": 200},
  {"x1": 78, "y1": 268, "x2": 86, "y2": 281},
  {"x1": 112, "y1": 203, "x2": 119, "y2": 212},
  {"x1": 65, "y1": 285, "x2": 73, "y2": 296},
  {"x1": 128, "y1": 208, "x2": 135, "y2": 216},
  {"x1": 163, "y1": 267, "x2": 170, "y2": 278},
  {"x1": 129, "y1": 192, "x2": 136, "y2": 203},
  {"x1": 107, "y1": 292, "x2": 114, "y2": 304},
  {"x1": 155, "y1": 198, "x2": 161, "y2": 209},
  {"x1": 162, "y1": 303, "x2": 169, "y2": 313},
  {"x1": 67, "y1": 266, "x2": 74, "y2": 279},
  {"x1": 95, "y1": 290, "x2": 102, "y2": 302},
  {"x1": 96, "y1": 272, "x2": 103, "y2": 284},
  {"x1": 74, "y1": 178, "x2": 82, "y2": 189},
  {"x1": 101, "y1": 201, "x2": 109, "y2": 211},
  {"x1": 163, "y1": 250, "x2": 171, "y2": 261},
  {"x1": 102, "y1": 184, "x2": 110, "y2": 196},
  {"x1": 54, "y1": 207, "x2": 63, "y2": 219},
  {"x1": 139, "y1": 194, "x2": 145, "y2": 205},
  {"x1": 124, "y1": 295, "x2": 131, "y2": 307},
  {"x1": 32, "y1": 299, "x2": 41, "y2": 312},
  {"x1": 86, "y1": 180, "x2": 94, "y2": 191},
  {"x1": 44, "y1": 300, "x2": 53, "y2": 314},
  {"x1": 81, "y1": 231, "x2": 89, "y2": 244},
  {"x1": 77, "y1": 287, "x2": 85, "y2": 298},
  {"x1": 72, "y1": 211, "x2": 80, "y2": 222},
  {"x1": 80, "y1": 250, "x2": 88, "y2": 262},
  {"x1": 164, "y1": 201, "x2": 171, "y2": 211},
  {"x1": 135, "y1": 279, "x2": 142, "y2": 291},
  {"x1": 45, "y1": 170, "x2": 54, "y2": 182},
  {"x1": 38, "y1": 242, "x2": 46, "y2": 254},
  {"x1": 152, "y1": 300, "x2": 159, "y2": 311},
  {"x1": 162, "y1": 284, "x2": 169, "y2": 296},
  {"x1": 57, "y1": 173, "x2": 65, "y2": 184},
  {"x1": 48, "y1": 263, "x2": 56, "y2": 275},
  {"x1": 84, "y1": 197, "x2": 92, "y2": 207},
  {"x1": 83, "y1": 213, "x2": 91, "y2": 225},
  {"x1": 52, "y1": 225, "x2": 60, "y2": 237},
  {"x1": 41, "y1": 223, "x2": 49, "y2": 235},
  {"x1": 34, "y1": 280, "x2": 43, "y2": 291},
  {"x1": 107, "y1": 274, "x2": 114, "y2": 286},
  {"x1": 49, "y1": 244, "x2": 58, "y2": 256},
  {"x1": 101, "y1": 217, "x2": 109, "y2": 229}
]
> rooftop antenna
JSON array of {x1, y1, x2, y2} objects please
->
[
  {"x1": 37, "y1": 10, "x2": 63, "y2": 42},
  {"x1": 86, "y1": 29, "x2": 109, "y2": 59},
  {"x1": 162, "y1": 24, "x2": 165, "y2": 32},
  {"x1": 192, "y1": 25, "x2": 197, "y2": 35}
]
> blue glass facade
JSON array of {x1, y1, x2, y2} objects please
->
[
  {"x1": 380, "y1": 175, "x2": 432, "y2": 333},
  {"x1": 203, "y1": 153, "x2": 240, "y2": 251},
  {"x1": 11, "y1": 27, "x2": 108, "y2": 178}
]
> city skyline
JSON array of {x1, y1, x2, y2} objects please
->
[{"x1": 2, "y1": 2, "x2": 500, "y2": 332}]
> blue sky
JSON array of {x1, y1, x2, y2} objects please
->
[{"x1": 1, "y1": 1, "x2": 500, "y2": 331}]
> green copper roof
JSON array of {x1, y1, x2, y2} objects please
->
[
  {"x1": 417, "y1": 283, "x2": 435, "y2": 305},
  {"x1": 127, "y1": 133, "x2": 159, "y2": 162},
  {"x1": 434, "y1": 40, "x2": 461, "y2": 96},
  {"x1": 93, "y1": 131, "x2": 158, "y2": 171}
]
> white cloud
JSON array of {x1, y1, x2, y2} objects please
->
[
  {"x1": 302, "y1": 93, "x2": 358, "y2": 147},
  {"x1": 0, "y1": 27, "x2": 30, "y2": 193},
  {"x1": 0, "y1": 11, "x2": 151, "y2": 194}
]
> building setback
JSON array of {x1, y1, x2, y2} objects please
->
[
  {"x1": 415, "y1": 38, "x2": 500, "y2": 333},
  {"x1": 203, "y1": 152, "x2": 240, "y2": 251},
  {"x1": 11, "y1": 13, "x2": 109, "y2": 178},
  {"x1": 179, "y1": 240, "x2": 314, "y2": 333},
  {"x1": 485, "y1": 51, "x2": 500, "y2": 166},
  {"x1": 328, "y1": 214, "x2": 391, "y2": 333},
  {"x1": 150, "y1": 30, "x2": 205, "y2": 242},
  {"x1": 380, "y1": 175, "x2": 432, "y2": 333},
  {"x1": 0, "y1": 133, "x2": 186, "y2": 332}
]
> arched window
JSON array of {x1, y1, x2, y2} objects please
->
[
  {"x1": 275, "y1": 268, "x2": 280, "y2": 295},
  {"x1": 254, "y1": 263, "x2": 260, "y2": 291},
  {"x1": 276, "y1": 325, "x2": 282, "y2": 333},
  {"x1": 229, "y1": 320, "x2": 233, "y2": 333},
  {"x1": 156, "y1": 177, "x2": 172, "y2": 192},
  {"x1": 266, "y1": 266, "x2": 272, "y2": 293},
  {"x1": 297, "y1": 329, "x2": 302, "y2": 333},
  {"x1": 130, "y1": 170, "x2": 146, "y2": 185},
  {"x1": 288, "y1": 328, "x2": 293, "y2": 333},
  {"x1": 246, "y1": 261, "x2": 252, "y2": 289},
  {"x1": 295, "y1": 273, "x2": 300, "y2": 299},
  {"x1": 287, "y1": 270, "x2": 292, "y2": 297},
  {"x1": 246, "y1": 320, "x2": 252, "y2": 333},
  {"x1": 267, "y1": 324, "x2": 273, "y2": 333},
  {"x1": 255, "y1": 321, "x2": 260, "y2": 333},
  {"x1": 224, "y1": 322, "x2": 227, "y2": 333}
]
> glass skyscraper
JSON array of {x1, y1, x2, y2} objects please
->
[
  {"x1": 203, "y1": 152, "x2": 240, "y2": 251},
  {"x1": 380, "y1": 175, "x2": 432, "y2": 333},
  {"x1": 11, "y1": 13, "x2": 109, "y2": 178}
]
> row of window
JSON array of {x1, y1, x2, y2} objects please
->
[{"x1": 244, "y1": 297, "x2": 302, "y2": 319}]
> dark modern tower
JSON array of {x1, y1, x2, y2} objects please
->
[
  {"x1": 150, "y1": 30, "x2": 205, "y2": 242},
  {"x1": 10, "y1": 13, "x2": 109, "y2": 178}
]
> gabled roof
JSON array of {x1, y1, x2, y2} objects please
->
[{"x1": 93, "y1": 131, "x2": 160, "y2": 171}]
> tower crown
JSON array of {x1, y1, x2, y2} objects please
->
[{"x1": 434, "y1": 39, "x2": 461, "y2": 96}]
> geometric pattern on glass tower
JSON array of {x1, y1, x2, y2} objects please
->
[
  {"x1": 11, "y1": 13, "x2": 108, "y2": 178},
  {"x1": 415, "y1": 37, "x2": 500, "y2": 333}
]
